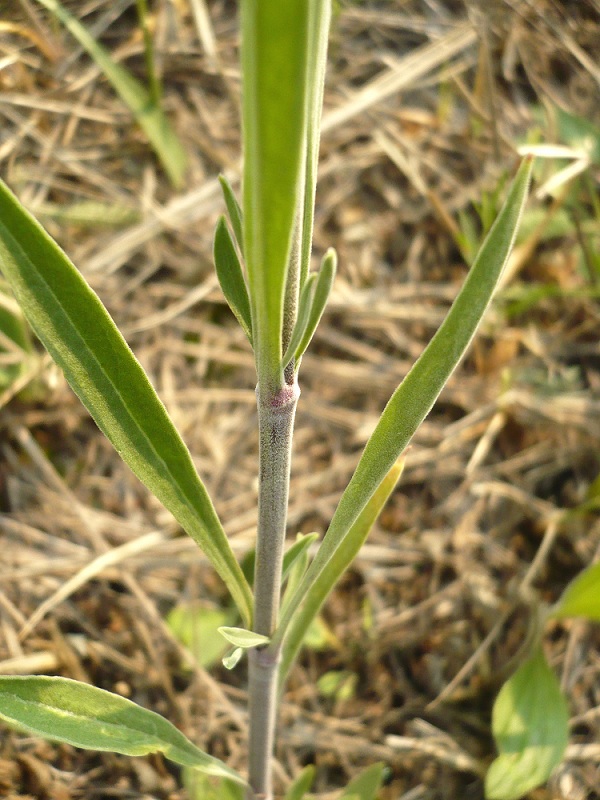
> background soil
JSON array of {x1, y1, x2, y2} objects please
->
[{"x1": 0, "y1": 1, "x2": 599, "y2": 798}]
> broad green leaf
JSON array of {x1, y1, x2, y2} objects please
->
[
  {"x1": 218, "y1": 627, "x2": 270, "y2": 649},
  {"x1": 214, "y1": 216, "x2": 253, "y2": 342},
  {"x1": 34, "y1": 0, "x2": 187, "y2": 187},
  {"x1": 291, "y1": 248, "x2": 337, "y2": 365},
  {"x1": 340, "y1": 763, "x2": 386, "y2": 800},
  {"x1": 241, "y1": 0, "x2": 313, "y2": 384},
  {"x1": 219, "y1": 176, "x2": 244, "y2": 257},
  {"x1": 0, "y1": 676, "x2": 245, "y2": 785},
  {"x1": 551, "y1": 561, "x2": 600, "y2": 622},
  {"x1": 485, "y1": 647, "x2": 569, "y2": 800},
  {"x1": 275, "y1": 157, "x2": 533, "y2": 645},
  {"x1": 167, "y1": 604, "x2": 234, "y2": 669},
  {"x1": 279, "y1": 458, "x2": 404, "y2": 681},
  {"x1": 183, "y1": 770, "x2": 245, "y2": 800},
  {"x1": 284, "y1": 765, "x2": 315, "y2": 800},
  {"x1": 0, "y1": 179, "x2": 252, "y2": 626}
]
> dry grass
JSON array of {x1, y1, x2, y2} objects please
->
[{"x1": 1, "y1": 1, "x2": 599, "y2": 798}]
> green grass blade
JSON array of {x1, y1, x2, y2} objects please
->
[
  {"x1": 241, "y1": 0, "x2": 312, "y2": 384},
  {"x1": 214, "y1": 216, "x2": 252, "y2": 342},
  {"x1": 340, "y1": 763, "x2": 387, "y2": 800},
  {"x1": 0, "y1": 179, "x2": 252, "y2": 626},
  {"x1": 35, "y1": 0, "x2": 187, "y2": 188},
  {"x1": 279, "y1": 458, "x2": 404, "y2": 682},
  {"x1": 0, "y1": 676, "x2": 245, "y2": 785},
  {"x1": 274, "y1": 157, "x2": 533, "y2": 644},
  {"x1": 219, "y1": 176, "x2": 244, "y2": 257},
  {"x1": 283, "y1": 765, "x2": 315, "y2": 800}
]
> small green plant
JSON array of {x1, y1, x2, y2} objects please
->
[{"x1": 3, "y1": 2, "x2": 594, "y2": 799}]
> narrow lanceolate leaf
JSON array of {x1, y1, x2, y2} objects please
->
[
  {"x1": 274, "y1": 157, "x2": 533, "y2": 643},
  {"x1": 551, "y1": 560, "x2": 600, "y2": 622},
  {"x1": 34, "y1": 0, "x2": 187, "y2": 188},
  {"x1": 214, "y1": 216, "x2": 252, "y2": 342},
  {"x1": 485, "y1": 648, "x2": 569, "y2": 800},
  {"x1": 279, "y1": 458, "x2": 405, "y2": 681},
  {"x1": 291, "y1": 248, "x2": 336, "y2": 366},
  {"x1": 298, "y1": 1, "x2": 332, "y2": 291},
  {"x1": 0, "y1": 179, "x2": 252, "y2": 626},
  {"x1": 219, "y1": 176, "x2": 244, "y2": 257},
  {"x1": 281, "y1": 274, "x2": 317, "y2": 368},
  {"x1": 0, "y1": 676, "x2": 246, "y2": 785},
  {"x1": 241, "y1": 0, "x2": 313, "y2": 384},
  {"x1": 218, "y1": 627, "x2": 270, "y2": 649}
]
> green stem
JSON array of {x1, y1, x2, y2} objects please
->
[{"x1": 248, "y1": 380, "x2": 299, "y2": 798}]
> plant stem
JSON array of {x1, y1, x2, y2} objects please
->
[{"x1": 248, "y1": 379, "x2": 299, "y2": 798}]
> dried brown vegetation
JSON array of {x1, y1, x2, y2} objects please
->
[{"x1": 0, "y1": 1, "x2": 599, "y2": 798}]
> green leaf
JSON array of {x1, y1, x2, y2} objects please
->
[
  {"x1": 317, "y1": 670, "x2": 357, "y2": 702},
  {"x1": 214, "y1": 216, "x2": 253, "y2": 342},
  {"x1": 241, "y1": 0, "x2": 313, "y2": 384},
  {"x1": 284, "y1": 765, "x2": 315, "y2": 800},
  {"x1": 485, "y1": 647, "x2": 569, "y2": 800},
  {"x1": 279, "y1": 458, "x2": 405, "y2": 681},
  {"x1": 275, "y1": 157, "x2": 533, "y2": 646},
  {"x1": 298, "y1": 1, "x2": 332, "y2": 290},
  {"x1": 183, "y1": 770, "x2": 245, "y2": 800},
  {"x1": 0, "y1": 178, "x2": 252, "y2": 626},
  {"x1": 167, "y1": 604, "x2": 234, "y2": 669},
  {"x1": 551, "y1": 561, "x2": 600, "y2": 622},
  {"x1": 218, "y1": 627, "x2": 270, "y2": 649},
  {"x1": 283, "y1": 248, "x2": 337, "y2": 369},
  {"x1": 340, "y1": 763, "x2": 386, "y2": 800},
  {"x1": 281, "y1": 273, "x2": 317, "y2": 368},
  {"x1": 34, "y1": 0, "x2": 187, "y2": 187},
  {"x1": 222, "y1": 648, "x2": 244, "y2": 670},
  {"x1": 0, "y1": 676, "x2": 245, "y2": 785},
  {"x1": 293, "y1": 248, "x2": 337, "y2": 363},
  {"x1": 219, "y1": 176, "x2": 244, "y2": 257}
]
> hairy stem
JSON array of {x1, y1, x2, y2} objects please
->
[{"x1": 248, "y1": 380, "x2": 299, "y2": 798}]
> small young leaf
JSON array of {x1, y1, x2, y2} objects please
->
[
  {"x1": 551, "y1": 560, "x2": 600, "y2": 622},
  {"x1": 219, "y1": 176, "x2": 244, "y2": 256},
  {"x1": 282, "y1": 532, "x2": 319, "y2": 583},
  {"x1": 218, "y1": 627, "x2": 270, "y2": 649},
  {"x1": 214, "y1": 216, "x2": 253, "y2": 342},
  {"x1": 485, "y1": 647, "x2": 569, "y2": 800},
  {"x1": 35, "y1": 0, "x2": 187, "y2": 188},
  {"x1": 291, "y1": 248, "x2": 337, "y2": 364},
  {"x1": 0, "y1": 676, "x2": 245, "y2": 785},
  {"x1": 0, "y1": 178, "x2": 253, "y2": 626},
  {"x1": 167, "y1": 604, "x2": 234, "y2": 669},
  {"x1": 281, "y1": 274, "x2": 317, "y2": 368},
  {"x1": 222, "y1": 648, "x2": 244, "y2": 670},
  {"x1": 340, "y1": 763, "x2": 386, "y2": 800},
  {"x1": 284, "y1": 765, "x2": 315, "y2": 800}
]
